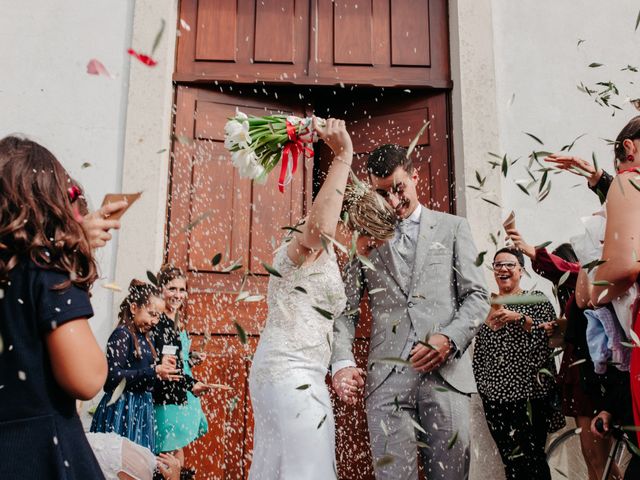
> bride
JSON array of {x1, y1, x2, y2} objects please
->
[{"x1": 248, "y1": 118, "x2": 397, "y2": 479}]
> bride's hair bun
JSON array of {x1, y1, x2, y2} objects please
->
[{"x1": 342, "y1": 181, "x2": 397, "y2": 241}]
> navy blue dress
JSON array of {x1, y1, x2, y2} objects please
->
[
  {"x1": 90, "y1": 326, "x2": 157, "y2": 452},
  {"x1": 0, "y1": 259, "x2": 105, "y2": 479}
]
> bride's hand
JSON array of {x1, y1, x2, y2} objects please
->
[
  {"x1": 332, "y1": 367, "x2": 365, "y2": 405},
  {"x1": 314, "y1": 117, "x2": 353, "y2": 158}
]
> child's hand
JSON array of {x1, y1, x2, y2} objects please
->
[
  {"x1": 189, "y1": 351, "x2": 206, "y2": 367},
  {"x1": 192, "y1": 382, "x2": 212, "y2": 397},
  {"x1": 160, "y1": 355, "x2": 177, "y2": 369},
  {"x1": 156, "y1": 453, "x2": 181, "y2": 480},
  {"x1": 79, "y1": 200, "x2": 128, "y2": 249},
  {"x1": 155, "y1": 363, "x2": 181, "y2": 381}
]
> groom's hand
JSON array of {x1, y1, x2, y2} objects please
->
[
  {"x1": 332, "y1": 367, "x2": 365, "y2": 405},
  {"x1": 410, "y1": 334, "x2": 451, "y2": 373}
]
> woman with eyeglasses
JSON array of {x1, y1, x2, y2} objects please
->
[{"x1": 472, "y1": 247, "x2": 561, "y2": 480}]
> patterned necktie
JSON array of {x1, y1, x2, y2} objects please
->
[{"x1": 391, "y1": 220, "x2": 415, "y2": 282}]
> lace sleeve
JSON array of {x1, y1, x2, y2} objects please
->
[
  {"x1": 271, "y1": 243, "x2": 332, "y2": 279},
  {"x1": 271, "y1": 245, "x2": 299, "y2": 279}
]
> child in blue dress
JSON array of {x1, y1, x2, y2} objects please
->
[
  {"x1": 153, "y1": 265, "x2": 209, "y2": 472},
  {"x1": 91, "y1": 280, "x2": 179, "y2": 452},
  {"x1": 0, "y1": 135, "x2": 107, "y2": 479}
]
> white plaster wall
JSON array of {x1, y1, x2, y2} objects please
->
[
  {"x1": 0, "y1": 1, "x2": 134, "y2": 345},
  {"x1": 449, "y1": 1, "x2": 508, "y2": 478},
  {"x1": 492, "y1": 0, "x2": 640, "y2": 297},
  {"x1": 113, "y1": 0, "x2": 178, "y2": 313}
]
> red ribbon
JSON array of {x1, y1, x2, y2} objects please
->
[{"x1": 278, "y1": 121, "x2": 314, "y2": 193}]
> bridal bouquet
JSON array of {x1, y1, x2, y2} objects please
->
[{"x1": 224, "y1": 112, "x2": 322, "y2": 192}]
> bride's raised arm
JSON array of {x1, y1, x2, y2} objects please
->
[{"x1": 287, "y1": 118, "x2": 353, "y2": 266}]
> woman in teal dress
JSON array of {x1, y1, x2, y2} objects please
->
[{"x1": 153, "y1": 265, "x2": 209, "y2": 474}]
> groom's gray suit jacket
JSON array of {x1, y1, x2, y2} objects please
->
[{"x1": 332, "y1": 207, "x2": 489, "y2": 395}]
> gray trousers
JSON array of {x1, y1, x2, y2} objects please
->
[{"x1": 366, "y1": 367, "x2": 471, "y2": 480}]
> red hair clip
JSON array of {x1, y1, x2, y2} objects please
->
[{"x1": 67, "y1": 185, "x2": 82, "y2": 204}]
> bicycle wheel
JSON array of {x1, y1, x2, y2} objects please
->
[{"x1": 546, "y1": 428, "x2": 590, "y2": 480}]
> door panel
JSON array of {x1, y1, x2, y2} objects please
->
[
  {"x1": 311, "y1": 0, "x2": 449, "y2": 87},
  {"x1": 175, "y1": 0, "x2": 450, "y2": 88},
  {"x1": 169, "y1": 85, "x2": 452, "y2": 479},
  {"x1": 176, "y1": 0, "x2": 311, "y2": 84},
  {"x1": 391, "y1": 0, "x2": 431, "y2": 66}
]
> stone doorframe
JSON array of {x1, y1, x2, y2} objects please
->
[{"x1": 116, "y1": 2, "x2": 505, "y2": 479}]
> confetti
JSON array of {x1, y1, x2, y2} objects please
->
[
  {"x1": 234, "y1": 321, "x2": 247, "y2": 344},
  {"x1": 180, "y1": 18, "x2": 191, "y2": 31},
  {"x1": 86, "y1": 59, "x2": 112, "y2": 78},
  {"x1": 447, "y1": 431, "x2": 459, "y2": 450},
  {"x1": 406, "y1": 121, "x2": 430, "y2": 158},
  {"x1": 18, "y1": 370, "x2": 26, "y2": 381},
  {"x1": 523, "y1": 132, "x2": 544, "y2": 145},
  {"x1": 368, "y1": 288, "x2": 386, "y2": 295},
  {"x1": 146, "y1": 271, "x2": 159, "y2": 286},
  {"x1": 211, "y1": 253, "x2": 222, "y2": 266},
  {"x1": 127, "y1": 48, "x2": 157, "y2": 67},
  {"x1": 376, "y1": 455, "x2": 395, "y2": 467},
  {"x1": 493, "y1": 293, "x2": 547, "y2": 305},
  {"x1": 312, "y1": 306, "x2": 333, "y2": 320},
  {"x1": 474, "y1": 251, "x2": 487, "y2": 267},
  {"x1": 317, "y1": 414, "x2": 328, "y2": 429},
  {"x1": 151, "y1": 19, "x2": 166, "y2": 56},
  {"x1": 262, "y1": 262, "x2": 282, "y2": 278},
  {"x1": 102, "y1": 282, "x2": 123, "y2": 292},
  {"x1": 242, "y1": 295, "x2": 265, "y2": 302},
  {"x1": 107, "y1": 378, "x2": 126, "y2": 405}
]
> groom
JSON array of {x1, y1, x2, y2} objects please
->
[{"x1": 331, "y1": 144, "x2": 489, "y2": 480}]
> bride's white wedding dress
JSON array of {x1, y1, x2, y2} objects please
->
[{"x1": 248, "y1": 245, "x2": 347, "y2": 480}]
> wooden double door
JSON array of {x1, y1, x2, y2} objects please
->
[{"x1": 166, "y1": 84, "x2": 453, "y2": 479}]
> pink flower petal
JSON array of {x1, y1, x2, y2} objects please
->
[{"x1": 86, "y1": 58, "x2": 112, "y2": 78}]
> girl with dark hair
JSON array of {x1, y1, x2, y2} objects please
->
[
  {"x1": 91, "y1": 280, "x2": 178, "y2": 452},
  {"x1": 152, "y1": 264, "x2": 208, "y2": 472},
  {"x1": 0, "y1": 135, "x2": 107, "y2": 478},
  {"x1": 472, "y1": 248, "x2": 562, "y2": 480}
]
